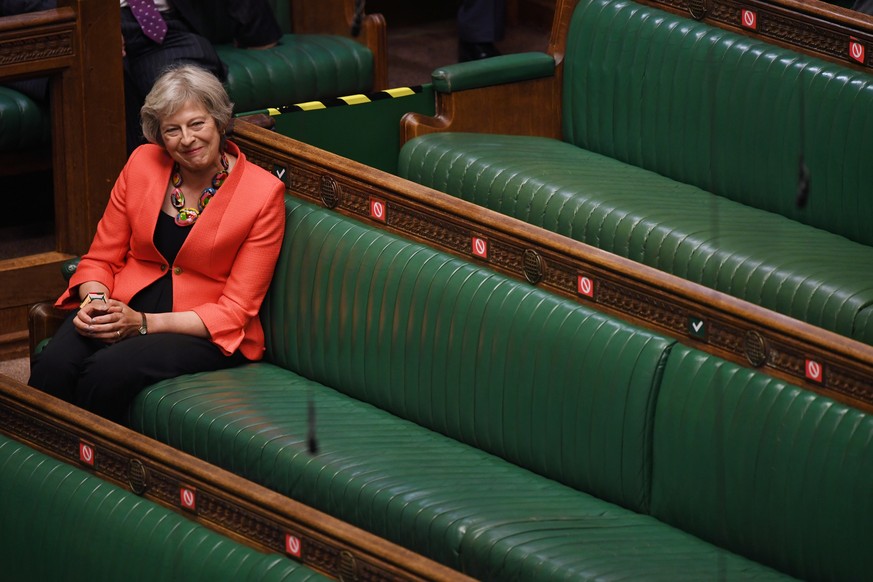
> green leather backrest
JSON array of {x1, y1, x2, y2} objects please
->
[
  {"x1": 650, "y1": 345, "x2": 873, "y2": 582},
  {"x1": 0, "y1": 434, "x2": 327, "y2": 582},
  {"x1": 263, "y1": 197, "x2": 675, "y2": 513},
  {"x1": 564, "y1": 0, "x2": 873, "y2": 246},
  {"x1": 0, "y1": 86, "x2": 50, "y2": 151}
]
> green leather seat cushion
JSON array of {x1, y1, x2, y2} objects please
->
[
  {"x1": 262, "y1": 198, "x2": 674, "y2": 515},
  {"x1": 130, "y1": 364, "x2": 790, "y2": 581},
  {"x1": 218, "y1": 35, "x2": 373, "y2": 113},
  {"x1": 128, "y1": 198, "x2": 793, "y2": 580},
  {"x1": 0, "y1": 434, "x2": 327, "y2": 582},
  {"x1": 398, "y1": 133, "x2": 873, "y2": 343},
  {"x1": 0, "y1": 85, "x2": 50, "y2": 151},
  {"x1": 652, "y1": 345, "x2": 873, "y2": 581},
  {"x1": 563, "y1": 0, "x2": 873, "y2": 247}
]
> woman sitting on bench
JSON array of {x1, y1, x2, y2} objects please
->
[{"x1": 29, "y1": 65, "x2": 286, "y2": 424}]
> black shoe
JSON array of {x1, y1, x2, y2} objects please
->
[{"x1": 458, "y1": 41, "x2": 501, "y2": 63}]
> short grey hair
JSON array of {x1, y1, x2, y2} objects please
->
[{"x1": 140, "y1": 64, "x2": 233, "y2": 147}]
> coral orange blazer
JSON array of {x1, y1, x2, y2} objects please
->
[{"x1": 57, "y1": 141, "x2": 286, "y2": 360}]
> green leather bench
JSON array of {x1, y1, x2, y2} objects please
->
[
  {"x1": 123, "y1": 196, "x2": 872, "y2": 581},
  {"x1": 0, "y1": 433, "x2": 328, "y2": 582},
  {"x1": 0, "y1": 85, "x2": 50, "y2": 152},
  {"x1": 398, "y1": 0, "x2": 873, "y2": 346},
  {"x1": 193, "y1": 0, "x2": 380, "y2": 113},
  {"x1": 0, "y1": 0, "x2": 381, "y2": 155}
]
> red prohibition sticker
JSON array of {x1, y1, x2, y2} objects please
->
[
  {"x1": 805, "y1": 359, "x2": 823, "y2": 383},
  {"x1": 849, "y1": 39, "x2": 866, "y2": 64},
  {"x1": 79, "y1": 441, "x2": 95, "y2": 466},
  {"x1": 369, "y1": 198, "x2": 387, "y2": 222},
  {"x1": 577, "y1": 275, "x2": 594, "y2": 298},
  {"x1": 285, "y1": 534, "x2": 302, "y2": 558},
  {"x1": 180, "y1": 486, "x2": 197, "y2": 511},
  {"x1": 471, "y1": 236, "x2": 488, "y2": 259},
  {"x1": 740, "y1": 9, "x2": 757, "y2": 30}
]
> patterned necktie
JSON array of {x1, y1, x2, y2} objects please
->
[{"x1": 128, "y1": 0, "x2": 168, "y2": 44}]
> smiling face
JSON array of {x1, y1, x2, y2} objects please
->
[{"x1": 160, "y1": 99, "x2": 222, "y2": 174}]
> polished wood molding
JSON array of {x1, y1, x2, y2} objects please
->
[
  {"x1": 0, "y1": 376, "x2": 473, "y2": 582},
  {"x1": 400, "y1": 0, "x2": 572, "y2": 144},
  {"x1": 402, "y1": 0, "x2": 873, "y2": 145},
  {"x1": 234, "y1": 119, "x2": 873, "y2": 414},
  {"x1": 0, "y1": 0, "x2": 126, "y2": 342},
  {"x1": 401, "y1": 75, "x2": 562, "y2": 142},
  {"x1": 0, "y1": 0, "x2": 126, "y2": 255},
  {"x1": 636, "y1": 0, "x2": 873, "y2": 72}
]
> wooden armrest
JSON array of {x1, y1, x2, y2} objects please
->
[
  {"x1": 400, "y1": 0, "x2": 578, "y2": 144},
  {"x1": 28, "y1": 302, "x2": 68, "y2": 362}
]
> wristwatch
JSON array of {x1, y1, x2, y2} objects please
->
[{"x1": 138, "y1": 312, "x2": 148, "y2": 335}]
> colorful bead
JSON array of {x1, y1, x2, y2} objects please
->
[
  {"x1": 199, "y1": 187, "x2": 216, "y2": 208},
  {"x1": 212, "y1": 171, "x2": 229, "y2": 188},
  {"x1": 167, "y1": 152, "x2": 230, "y2": 227},
  {"x1": 175, "y1": 208, "x2": 199, "y2": 227},
  {"x1": 170, "y1": 187, "x2": 184, "y2": 209}
]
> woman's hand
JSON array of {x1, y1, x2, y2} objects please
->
[{"x1": 74, "y1": 298, "x2": 142, "y2": 344}]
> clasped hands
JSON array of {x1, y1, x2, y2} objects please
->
[{"x1": 75, "y1": 293, "x2": 142, "y2": 344}]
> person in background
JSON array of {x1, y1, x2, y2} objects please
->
[
  {"x1": 28, "y1": 64, "x2": 286, "y2": 424},
  {"x1": 122, "y1": 0, "x2": 282, "y2": 153},
  {"x1": 458, "y1": 0, "x2": 506, "y2": 62}
]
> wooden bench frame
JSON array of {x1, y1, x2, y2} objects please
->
[
  {"x1": 0, "y1": 373, "x2": 471, "y2": 582},
  {"x1": 401, "y1": 0, "x2": 873, "y2": 140},
  {"x1": 638, "y1": 0, "x2": 873, "y2": 73},
  {"x1": 232, "y1": 119, "x2": 873, "y2": 414},
  {"x1": 0, "y1": 0, "x2": 127, "y2": 358}
]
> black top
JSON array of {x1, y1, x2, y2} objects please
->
[{"x1": 129, "y1": 211, "x2": 191, "y2": 313}]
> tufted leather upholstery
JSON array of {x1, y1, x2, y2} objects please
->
[
  {"x1": 400, "y1": 133, "x2": 873, "y2": 343},
  {"x1": 562, "y1": 0, "x2": 873, "y2": 247},
  {"x1": 398, "y1": 0, "x2": 873, "y2": 345},
  {"x1": 190, "y1": 0, "x2": 375, "y2": 113},
  {"x1": 0, "y1": 433, "x2": 328, "y2": 581},
  {"x1": 127, "y1": 197, "x2": 872, "y2": 580},
  {"x1": 217, "y1": 36, "x2": 373, "y2": 113},
  {"x1": 652, "y1": 345, "x2": 873, "y2": 582}
]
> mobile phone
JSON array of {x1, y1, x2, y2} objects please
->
[{"x1": 79, "y1": 292, "x2": 108, "y2": 313}]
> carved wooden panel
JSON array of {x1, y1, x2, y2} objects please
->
[
  {"x1": 638, "y1": 0, "x2": 873, "y2": 70},
  {"x1": 239, "y1": 126, "x2": 873, "y2": 413},
  {"x1": 0, "y1": 384, "x2": 467, "y2": 582}
]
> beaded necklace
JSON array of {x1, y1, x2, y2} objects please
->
[{"x1": 170, "y1": 152, "x2": 230, "y2": 227}]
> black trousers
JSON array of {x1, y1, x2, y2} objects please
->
[
  {"x1": 28, "y1": 312, "x2": 246, "y2": 424},
  {"x1": 122, "y1": 7, "x2": 225, "y2": 154}
]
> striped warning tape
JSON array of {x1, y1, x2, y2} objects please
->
[{"x1": 264, "y1": 85, "x2": 425, "y2": 115}]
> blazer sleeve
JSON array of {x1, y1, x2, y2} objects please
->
[
  {"x1": 56, "y1": 154, "x2": 139, "y2": 309},
  {"x1": 191, "y1": 176, "x2": 285, "y2": 355}
]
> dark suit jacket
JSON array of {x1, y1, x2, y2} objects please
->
[{"x1": 170, "y1": 0, "x2": 282, "y2": 48}]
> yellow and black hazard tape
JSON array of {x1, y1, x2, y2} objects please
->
[{"x1": 264, "y1": 85, "x2": 425, "y2": 115}]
